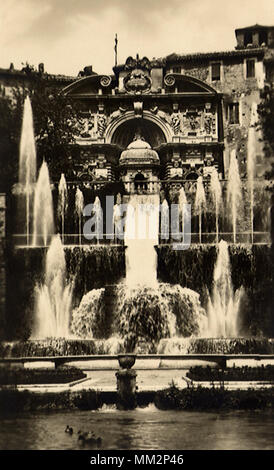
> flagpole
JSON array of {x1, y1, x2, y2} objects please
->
[{"x1": 114, "y1": 33, "x2": 118, "y2": 67}]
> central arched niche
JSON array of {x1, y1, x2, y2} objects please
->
[{"x1": 111, "y1": 118, "x2": 166, "y2": 149}]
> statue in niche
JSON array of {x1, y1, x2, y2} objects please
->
[
  {"x1": 109, "y1": 107, "x2": 127, "y2": 122},
  {"x1": 171, "y1": 113, "x2": 181, "y2": 135},
  {"x1": 204, "y1": 154, "x2": 215, "y2": 167},
  {"x1": 133, "y1": 130, "x2": 145, "y2": 142},
  {"x1": 189, "y1": 114, "x2": 198, "y2": 130},
  {"x1": 204, "y1": 115, "x2": 213, "y2": 134},
  {"x1": 78, "y1": 113, "x2": 95, "y2": 138},
  {"x1": 150, "y1": 106, "x2": 171, "y2": 124},
  {"x1": 97, "y1": 115, "x2": 107, "y2": 137}
]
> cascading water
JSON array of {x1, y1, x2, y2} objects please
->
[
  {"x1": 209, "y1": 168, "x2": 222, "y2": 243},
  {"x1": 32, "y1": 161, "x2": 54, "y2": 246},
  {"x1": 71, "y1": 193, "x2": 208, "y2": 352},
  {"x1": 58, "y1": 173, "x2": 68, "y2": 243},
  {"x1": 247, "y1": 102, "x2": 257, "y2": 244},
  {"x1": 194, "y1": 176, "x2": 206, "y2": 243},
  {"x1": 18, "y1": 96, "x2": 37, "y2": 245},
  {"x1": 125, "y1": 194, "x2": 159, "y2": 286},
  {"x1": 32, "y1": 235, "x2": 73, "y2": 338},
  {"x1": 75, "y1": 188, "x2": 84, "y2": 245},
  {"x1": 227, "y1": 149, "x2": 242, "y2": 243},
  {"x1": 205, "y1": 240, "x2": 243, "y2": 338}
]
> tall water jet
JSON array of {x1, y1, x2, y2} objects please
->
[
  {"x1": 209, "y1": 168, "x2": 222, "y2": 243},
  {"x1": 75, "y1": 188, "x2": 84, "y2": 245},
  {"x1": 178, "y1": 186, "x2": 188, "y2": 233},
  {"x1": 160, "y1": 199, "x2": 169, "y2": 242},
  {"x1": 227, "y1": 149, "x2": 242, "y2": 243},
  {"x1": 113, "y1": 202, "x2": 122, "y2": 241},
  {"x1": 94, "y1": 196, "x2": 103, "y2": 243},
  {"x1": 58, "y1": 174, "x2": 68, "y2": 244},
  {"x1": 124, "y1": 194, "x2": 159, "y2": 286},
  {"x1": 32, "y1": 235, "x2": 73, "y2": 338},
  {"x1": 194, "y1": 176, "x2": 206, "y2": 243},
  {"x1": 19, "y1": 96, "x2": 37, "y2": 245},
  {"x1": 32, "y1": 161, "x2": 54, "y2": 246},
  {"x1": 206, "y1": 240, "x2": 243, "y2": 338},
  {"x1": 247, "y1": 102, "x2": 258, "y2": 244}
]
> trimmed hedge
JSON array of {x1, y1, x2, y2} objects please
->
[
  {"x1": 0, "y1": 366, "x2": 86, "y2": 385},
  {"x1": 187, "y1": 365, "x2": 274, "y2": 382},
  {"x1": 154, "y1": 384, "x2": 274, "y2": 410},
  {"x1": 0, "y1": 388, "x2": 102, "y2": 413}
]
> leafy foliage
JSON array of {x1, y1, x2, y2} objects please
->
[
  {"x1": 258, "y1": 85, "x2": 274, "y2": 178},
  {"x1": 0, "y1": 75, "x2": 81, "y2": 191}
]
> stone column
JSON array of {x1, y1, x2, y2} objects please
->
[
  {"x1": 0, "y1": 194, "x2": 6, "y2": 339},
  {"x1": 115, "y1": 369, "x2": 137, "y2": 410},
  {"x1": 116, "y1": 354, "x2": 137, "y2": 410}
]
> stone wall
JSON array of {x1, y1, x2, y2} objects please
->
[{"x1": 168, "y1": 55, "x2": 265, "y2": 177}]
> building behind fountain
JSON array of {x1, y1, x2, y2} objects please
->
[{"x1": 1, "y1": 24, "x2": 274, "y2": 340}]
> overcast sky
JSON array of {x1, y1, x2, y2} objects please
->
[{"x1": 1, "y1": 0, "x2": 274, "y2": 76}]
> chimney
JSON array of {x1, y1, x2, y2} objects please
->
[{"x1": 38, "y1": 63, "x2": 44, "y2": 74}]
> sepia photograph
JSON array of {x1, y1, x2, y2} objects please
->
[{"x1": 0, "y1": 0, "x2": 274, "y2": 459}]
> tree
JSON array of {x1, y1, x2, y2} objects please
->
[
  {"x1": 0, "y1": 72, "x2": 81, "y2": 192},
  {"x1": 258, "y1": 84, "x2": 274, "y2": 179}
]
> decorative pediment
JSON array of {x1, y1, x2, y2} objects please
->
[
  {"x1": 164, "y1": 73, "x2": 218, "y2": 94},
  {"x1": 62, "y1": 74, "x2": 114, "y2": 96}
]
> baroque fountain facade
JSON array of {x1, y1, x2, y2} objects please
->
[{"x1": 1, "y1": 40, "x2": 274, "y2": 355}]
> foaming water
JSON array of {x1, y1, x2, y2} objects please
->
[
  {"x1": 71, "y1": 282, "x2": 207, "y2": 351},
  {"x1": 205, "y1": 240, "x2": 243, "y2": 338},
  {"x1": 32, "y1": 235, "x2": 73, "y2": 338},
  {"x1": 32, "y1": 161, "x2": 54, "y2": 247},
  {"x1": 71, "y1": 193, "x2": 207, "y2": 350}
]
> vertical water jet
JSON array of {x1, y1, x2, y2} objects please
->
[
  {"x1": 19, "y1": 96, "x2": 37, "y2": 245},
  {"x1": 209, "y1": 168, "x2": 222, "y2": 243},
  {"x1": 32, "y1": 161, "x2": 54, "y2": 247},
  {"x1": 194, "y1": 176, "x2": 206, "y2": 243},
  {"x1": 160, "y1": 199, "x2": 169, "y2": 242},
  {"x1": 32, "y1": 235, "x2": 73, "y2": 338},
  {"x1": 247, "y1": 102, "x2": 257, "y2": 244},
  {"x1": 227, "y1": 150, "x2": 242, "y2": 243},
  {"x1": 206, "y1": 240, "x2": 243, "y2": 338},
  {"x1": 58, "y1": 174, "x2": 68, "y2": 244},
  {"x1": 75, "y1": 188, "x2": 84, "y2": 245}
]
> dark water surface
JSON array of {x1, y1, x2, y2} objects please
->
[{"x1": 0, "y1": 405, "x2": 273, "y2": 450}]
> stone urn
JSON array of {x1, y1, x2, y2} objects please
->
[{"x1": 117, "y1": 354, "x2": 136, "y2": 369}]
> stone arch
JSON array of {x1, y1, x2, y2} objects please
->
[{"x1": 105, "y1": 111, "x2": 172, "y2": 146}]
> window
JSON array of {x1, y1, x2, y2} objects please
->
[
  {"x1": 173, "y1": 66, "x2": 181, "y2": 74},
  {"x1": 211, "y1": 62, "x2": 221, "y2": 81},
  {"x1": 246, "y1": 59, "x2": 255, "y2": 78},
  {"x1": 244, "y1": 32, "x2": 253, "y2": 46},
  {"x1": 228, "y1": 103, "x2": 239, "y2": 124},
  {"x1": 259, "y1": 30, "x2": 267, "y2": 46}
]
